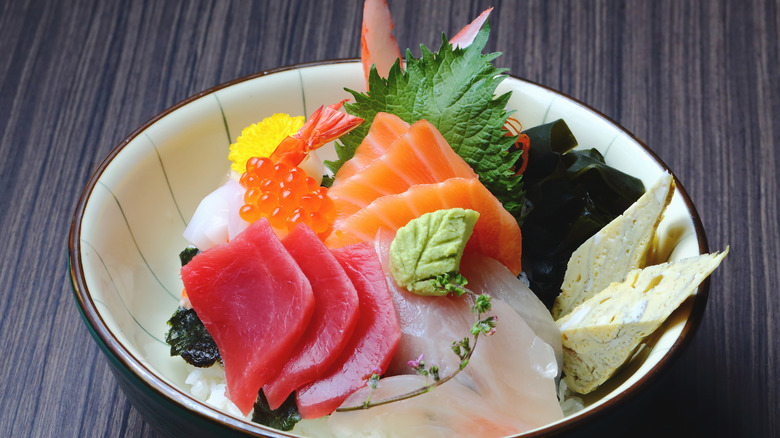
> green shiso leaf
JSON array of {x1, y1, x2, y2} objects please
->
[{"x1": 326, "y1": 21, "x2": 525, "y2": 222}]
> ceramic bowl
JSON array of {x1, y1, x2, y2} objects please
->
[{"x1": 69, "y1": 60, "x2": 709, "y2": 438}]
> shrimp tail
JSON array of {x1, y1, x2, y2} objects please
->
[{"x1": 270, "y1": 100, "x2": 364, "y2": 167}]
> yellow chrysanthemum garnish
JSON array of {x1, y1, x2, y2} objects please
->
[{"x1": 228, "y1": 113, "x2": 304, "y2": 174}]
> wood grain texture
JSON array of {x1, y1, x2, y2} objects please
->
[{"x1": 0, "y1": 0, "x2": 776, "y2": 437}]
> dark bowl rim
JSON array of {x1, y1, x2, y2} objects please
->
[{"x1": 68, "y1": 58, "x2": 710, "y2": 438}]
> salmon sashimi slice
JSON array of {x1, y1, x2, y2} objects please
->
[
  {"x1": 329, "y1": 118, "x2": 478, "y2": 222},
  {"x1": 325, "y1": 178, "x2": 523, "y2": 275},
  {"x1": 333, "y1": 112, "x2": 410, "y2": 183},
  {"x1": 296, "y1": 243, "x2": 401, "y2": 419},
  {"x1": 262, "y1": 224, "x2": 360, "y2": 410},
  {"x1": 181, "y1": 219, "x2": 315, "y2": 415}
]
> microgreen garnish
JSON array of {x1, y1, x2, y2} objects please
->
[
  {"x1": 408, "y1": 354, "x2": 441, "y2": 382},
  {"x1": 336, "y1": 280, "x2": 495, "y2": 412},
  {"x1": 434, "y1": 272, "x2": 469, "y2": 296},
  {"x1": 361, "y1": 369, "x2": 383, "y2": 409}
]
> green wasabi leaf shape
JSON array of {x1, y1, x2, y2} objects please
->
[
  {"x1": 389, "y1": 208, "x2": 479, "y2": 296},
  {"x1": 327, "y1": 22, "x2": 525, "y2": 222}
]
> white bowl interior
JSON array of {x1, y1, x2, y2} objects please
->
[{"x1": 77, "y1": 62, "x2": 701, "y2": 435}]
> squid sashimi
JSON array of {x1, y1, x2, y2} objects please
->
[
  {"x1": 461, "y1": 253, "x2": 563, "y2": 369},
  {"x1": 181, "y1": 218, "x2": 315, "y2": 415},
  {"x1": 329, "y1": 116, "x2": 477, "y2": 221},
  {"x1": 333, "y1": 112, "x2": 410, "y2": 183},
  {"x1": 326, "y1": 178, "x2": 523, "y2": 276},
  {"x1": 328, "y1": 375, "x2": 527, "y2": 438},
  {"x1": 263, "y1": 224, "x2": 361, "y2": 410},
  {"x1": 373, "y1": 230, "x2": 564, "y2": 431},
  {"x1": 296, "y1": 243, "x2": 401, "y2": 419},
  {"x1": 183, "y1": 179, "x2": 248, "y2": 251}
]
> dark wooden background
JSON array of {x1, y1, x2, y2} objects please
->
[{"x1": 1, "y1": 0, "x2": 777, "y2": 437}]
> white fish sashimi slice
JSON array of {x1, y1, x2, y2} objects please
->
[
  {"x1": 467, "y1": 298, "x2": 562, "y2": 426},
  {"x1": 329, "y1": 375, "x2": 527, "y2": 438},
  {"x1": 461, "y1": 253, "x2": 564, "y2": 371},
  {"x1": 183, "y1": 179, "x2": 248, "y2": 250},
  {"x1": 373, "y1": 230, "x2": 564, "y2": 432}
]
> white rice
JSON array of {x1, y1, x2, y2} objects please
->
[
  {"x1": 557, "y1": 379, "x2": 585, "y2": 416},
  {"x1": 184, "y1": 365, "x2": 245, "y2": 418}
]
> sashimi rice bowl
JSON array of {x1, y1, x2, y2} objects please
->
[{"x1": 69, "y1": 3, "x2": 725, "y2": 438}]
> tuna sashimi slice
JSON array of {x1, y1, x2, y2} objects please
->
[
  {"x1": 326, "y1": 177, "x2": 523, "y2": 276},
  {"x1": 333, "y1": 112, "x2": 410, "y2": 183},
  {"x1": 329, "y1": 118, "x2": 478, "y2": 222},
  {"x1": 296, "y1": 243, "x2": 401, "y2": 419},
  {"x1": 181, "y1": 218, "x2": 315, "y2": 415},
  {"x1": 262, "y1": 224, "x2": 361, "y2": 410}
]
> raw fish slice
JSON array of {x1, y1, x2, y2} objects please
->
[
  {"x1": 374, "y1": 230, "x2": 564, "y2": 430},
  {"x1": 296, "y1": 243, "x2": 401, "y2": 419},
  {"x1": 328, "y1": 375, "x2": 528, "y2": 437},
  {"x1": 361, "y1": 0, "x2": 402, "y2": 86},
  {"x1": 461, "y1": 253, "x2": 563, "y2": 370},
  {"x1": 326, "y1": 178, "x2": 523, "y2": 276},
  {"x1": 449, "y1": 8, "x2": 493, "y2": 48},
  {"x1": 263, "y1": 224, "x2": 361, "y2": 410},
  {"x1": 183, "y1": 179, "x2": 248, "y2": 250},
  {"x1": 329, "y1": 118, "x2": 477, "y2": 221},
  {"x1": 181, "y1": 219, "x2": 315, "y2": 415},
  {"x1": 334, "y1": 112, "x2": 410, "y2": 183}
]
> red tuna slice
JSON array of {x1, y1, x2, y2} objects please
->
[
  {"x1": 181, "y1": 218, "x2": 315, "y2": 415},
  {"x1": 262, "y1": 224, "x2": 361, "y2": 409},
  {"x1": 296, "y1": 243, "x2": 401, "y2": 419}
]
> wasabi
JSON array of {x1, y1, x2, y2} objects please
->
[{"x1": 389, "y1": 208, "x2": 479, "y2": 295}]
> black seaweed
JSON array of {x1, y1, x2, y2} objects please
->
[
  {"x1": 165, "y1": 307, "x2": 221, "y2": 367},
  {"x1": 179, "y1": 246, "x2": 200, "y2": 266},
  {"x1": 252, "y1": 390, "x2": 302, "y2": 431},
  {"x1": 164, "y1": 246, "x2": 220, "y2": 367},
  {"x1": 520, "y1": 120, "x2": 645, "y2": 308}
]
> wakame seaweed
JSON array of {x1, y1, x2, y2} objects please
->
[
  {"x1": 520, "y1": 120, "x2": 645, "y2": 308},
  {"x1": 252, "y1": 390, "x2": 302, "y2": 431},
  {"x1": 164, "y1": 246, "x2": 221, "y2": 367}
]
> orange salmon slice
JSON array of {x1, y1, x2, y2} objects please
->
[
  {"x1": 325, "y1": 178, "x2": 522, "y2": 275},
  {"x1": 333, "y1": 112, "x2": 410, "y2": 183},
  {"x1": 329, "y1": 115, "x2": 477, "y2": 222}
]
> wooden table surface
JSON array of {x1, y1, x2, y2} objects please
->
[{"x1": 1, "y1": 0, "x2": 777, "y2": 437}]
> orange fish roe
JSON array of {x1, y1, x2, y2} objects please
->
[{"x1": 239, "y1": 157, "x2": 335, "y2": 236}]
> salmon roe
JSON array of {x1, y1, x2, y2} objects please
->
[{"x1": 239, "y1": 157, "x2": 335, "y2": 236}]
